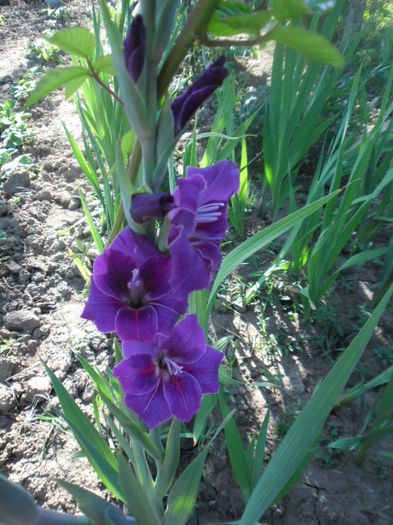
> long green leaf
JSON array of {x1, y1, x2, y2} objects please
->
[
  {"x1": 43, "y1": 363, "x2": 123, "y2": 501},
  {"x1": 239, "y1": 283, "x2": 393, "y2": 525},
  {"x1": 49, "y1": 28, "x2": 96, "y2": 58},
  {"x1": 117, "y1": 454, "x2": 160, "y2": 525},
  {"x1": 208, "y1": 192, "x2": 339, "y2": 314},
  {"x1": 154, "y1": 420, "x2": 181, "y2": 500},
  {"x1": 219, "y1": 394, "x2": 251, "y2": 501}
]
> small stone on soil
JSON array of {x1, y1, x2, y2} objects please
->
[
  {"x1": 3, "y1": 172, "x2": 30, "y2": 195},
  {"x1": 4, "y1": 310, "x2": 40, "y2": 333},
  {"x1": 0, "y1": 384, "x2": 16, "y2": 413}
]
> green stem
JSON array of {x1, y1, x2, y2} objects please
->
[
  {"x1": 107, "y1": 0, "x2": 221, "y2": 244},
  {"x1": 157, "y1": 0, "x2": 221, "y2": 95}
]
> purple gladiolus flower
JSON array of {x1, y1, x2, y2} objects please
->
[
  {"x1": 81, "y1": 228, "x2": 187, "y2": 341},
  {"x1": 114, "y1": 315, "x2": 224, "y2": 429},
  {"x1": 131, "y1": 192, "x2": 174, "y2": 224},
  {"x1": 168, "y1": 160, "x2": 239, "y2": 293},
  {"x1": 171, "y1": 57, "x2": 228, "y2": 135},
  {"x1": 124, "y1": 15, "x2": 146, "y2": 82}
]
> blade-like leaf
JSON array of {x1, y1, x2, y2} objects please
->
[
  {"x1": 154, "y1": 420, "x2": 181, "y2": 500},
  {"x1": 208, "y1": 192, "x2": 339, "y2": 314},
  {"x1": 43, "y1": 363, "x2": 124, "y2": 501},
  {"x1": 219, "y1": 394, "x2": 252, "y2": 501},
  {"x1": 239, "y1": 283, "x2": 393, "y2": 525},
  {"x1": 117, "y1": 453, "x2": 160, "y2": 525}
]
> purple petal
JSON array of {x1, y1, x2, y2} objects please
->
[
  {"x1": 169, "y1": 227, "x2": 212, "y2": 294},
  {"x1": 122, "y1": 340, "x2": 156, "y2": 358},
  {"x1": 140, "y1": 256, "x2": 172, "y2": 299},
  {"x1": 163, "y1": 315, "x2": 206, "y2": 364},
  {"x1": 114, "y1": 354, "x2": 159, "y2": 395},
  {"x1": 81, "y1": 279, "x2": 122, "y2": 332},
  {"x1": 115, "y1": 305, "x2": 158, "y2": 341},
  {"x1": 152, "y1": 295, "x2": 188, "y2": 335},
  {"x1": 110, "y1": 228, "x2": 159, "y2": 266},
  {"x1": 192, "y1": 240, "x2": 222, "y2": 274},
  {"x1": 131, "y1": 193, "x2": 174, "y2": 223},
  {"x1": 184, "y1": 345, "x2": 223, "y2": 395},
  {"x1": 93, "y1": 249, "x2": 134, "y2": 301},
  {"x1": 125, "y1": 382, "x2": 172, "y2": 429},
  {"x1": 163, "y1": 371, "x2": 202, "y2": 422},
  {"x1": 172, "y1": 174, "x2": 206, "y2": 213},
  {"x1": 123, "y1": 15, "x2": 145, "y2": 82},
  {"x1": 187, "y1": 161, "x2": 240, "y2": 203}
]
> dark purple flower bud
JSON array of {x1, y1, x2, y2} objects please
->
[
  {"x1": 131, "y1": 193, "x2": 175, "y2": 224},
  {"x1": 81, "y1": 228, "x2": 187, "y2": 341},
  {"x1": 114, "y1": 315, "x2": 224, "y2": 429},
  {"x1": 171, "y1": 57, "x2": 228, "y2": 135},
  {"x1": 168, "y1": 160, "x2": 239, "y2": 294},
  {"x1": 123, "y1": 15, "x2": 146, "y2": 83}
]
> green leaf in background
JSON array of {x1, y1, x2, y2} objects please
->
[
  {"x1": 48, "y1": 27, "x2": 96, "y2": 59},
  {"x1": 94, "y1": 54, "x2": 115, "y2": 75},
  {"x1": 27, "y1": 67, "x2": 90, "y2": 107},
  {"x1": 271, "y1": 26, "x2": 344, "y2": 67},
  {"x1": 272, "y1": 0, "x2": 309, "y2": 21},
  {"x1": 238, "y1": 283, "x2": 393, "y2": 525},
  {"x1": 209, "y1": 8, "x2": 272, "y2": 37},
  {"x1": 219, "y1": 394, "x2": 252, "y2": 501},
  {"x1": 208, "y1": 192, "x2": 339, "y2": 315}
]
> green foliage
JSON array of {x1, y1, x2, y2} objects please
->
[
  {"x1": 0, "y1": 100, "x2": 33, "y2": 176},
  {"x1": 270, "y1": 26, "x2": 344, "y2": 67},
  {"x1": 238, "y1": 283, "x2": 393, "y2": 525},
  {"x1": 27, "y1": 39, "x2": 62, "y2": 64},
  {"x1": 48, "y1": 27, "x2": 96, "y2": 58}
]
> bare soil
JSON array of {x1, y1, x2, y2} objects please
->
[{"x1": 0, "y1": 2, "x2": 392, "y2": 524}]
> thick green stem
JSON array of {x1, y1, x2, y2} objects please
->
[
  {"x1": 107, "y1": 0, "x2": 221, "y2": 245},
  {"x1": 157, "y1": 0, "x2": 221, "y2": 95}
]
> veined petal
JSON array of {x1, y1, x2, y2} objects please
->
[
  {"x1": 81, "y1": 279, "x2": 122, "y2": 332},
  {"x1": 93, "y1": 249, "x2": 134, "y2": 301},
  {"x1": 114, "y1": 354, "x2": 159, "y2": 395},
  {"x1": 187, "y1": 161, "x2": 239, "y2": 203},
  {"x1": 122, "y1": 340, "x2": 156, "y2": 358},
  {"x1": 140, "y1": 255, "x2": 171, "y2": 299},
  {"x1": 163, "y1": 371, "x2": 202, "y2": 422},
  {"x1": 115, "y1": 305, "x2": 158, "y2": 341},
  {"x1": 192, "y1": 239, "x2": 222, "y2": 274},
  {"x1": 169, "y1": 228, "x2": 211, "y2": 295},
  {"x1": 125, "y1": 383, "x2": 172, "y2": 429},
  {"x1": 172, "y1": 174, "x2": 206, "y2": 213},
  {"x1": 184, "y1": 345, "x2": 223, "y2": 394},
  {"x1": 163, "y1": 315, "x2": 206, "y2": 364},
  {"x1": 153, "y1": 295, "x2": 188, "y2": 335},
  {"x1": 111, "y1": 228, "x2": 159, "y2": 265}
]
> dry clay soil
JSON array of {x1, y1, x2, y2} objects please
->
[{"x1": 1, "y1": 1, "x2": 393, "y2": 524}]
